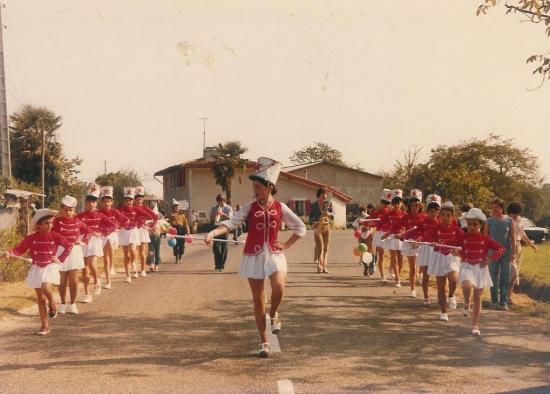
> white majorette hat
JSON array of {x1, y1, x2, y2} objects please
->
[
  {"x1": 409, "y1": 189, "x2": 423, "y2": 202},
  {"x1": 465, "y1": 207, "x2": 487, "y2": 222},
  {"x1": 101, "y1": 186, "x2": 114, "y2": 199},
  {"x1": 426, "y1": 194, "x2": 442, "y2": 207},
  {"x1": 152, "y1": 202, "x2": 159, "y2": 215},
  {"x1": 249, "y1": 157, "x2": 282, "y2": 192},
  {"x1": 441, "y1": 201, "x2": 455, "y2": 211},
  {"x1": 172, "y1": 198, "x2": 179, "y2": 206},
  {"x1": 123, "y1": 187, "x2": 135, "y2": 199},
  {"x1": 381, "y1": 189, "x2": 393, "y2": 203},
  {"x1": 31, "y1": 208, "x2": 59, "y2": 226},
  {"x1": 61, "y1": 195, "x2": 77, "y2": 208},
  {"x1": 391, "y1": 189, "x2": 403, "y2": 201},
  {"x1": 135, "y1": 186, "x2": 145, "y2": 197},
  {"x1": 86, "y1": 182, "x2": 100, "y2": 199}
]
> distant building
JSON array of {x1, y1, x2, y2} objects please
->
[
  {"x1": 283, "y1": 160, "x2": 383, "y2": 216},
  {"x1": 154, "y1": 149, "x2": 352, "y2": 228}
]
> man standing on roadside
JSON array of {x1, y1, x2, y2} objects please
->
[{"x1": 208, "y1": 194, "x2": 233, "y2": 272}]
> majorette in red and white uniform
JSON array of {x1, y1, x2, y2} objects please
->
[
  {"x1": 427, "y1": 202, "x2": 464, "y2": 276},
  {"x1": 372, "y1": 189, "x2": 392, "y2": 249},
  {"x1": 117, "y1": 187, "x2": 156, "y2": 246},
  {"x1": 382, "y1": 189, "x2": 405, "y2": 251},
  {"x1": 9, "y1": 209, "x2": 73, "y2": 288},
  {"x1": 219, "y1": 157, "x2": 306, "y2": 279},
  {"x1": 52, "y1": 195, "x2": 92, "y2": 272},
  {"x1": 99, "y1": 186, "x2": 126, "y2": 248},
  {"x1": 416, "y1": 194, "x2": 442, "y2": 267},
  {"x1": 77, "y1": 182, "x2": 117, "y2": 258},
  {"x1": 396, "y1": 189, "x2": 426, "y2": 257},
  {"x1": 134, "y1": 186, "x2": 158, "y2": 244},
  {"x1": 458, "y1": 208, "x2": 504, "y2": 288}
]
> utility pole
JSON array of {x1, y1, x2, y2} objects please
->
[
  {"x1": 0, "y1": 3, "x2": 11, "y2": 178},
  {"x1": 41, "y1": 123, "x2": 45, "y2": 207},
  {"x1": 104, "y1": 160, "x2": 107, "y2": 174},
  {"x1": 198, "y1": 117, "x2": 208, "y2": 150}
]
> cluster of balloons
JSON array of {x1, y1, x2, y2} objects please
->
[
  {"x1": 352, "y1": 242, "x2": 373, "y2": 264},
  {"x1": 353, "y1": 228, "x2": 371, "y2": 240},
  {"x1": 161, "y1": 222, "x2": 172, "y2": 232},
  {"x1": 166, "y1": 227, "x2": 194, "y2": 248}
]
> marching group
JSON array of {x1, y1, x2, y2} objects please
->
[{"x1": 353, "y1": 188, "x2": 537, "y2": 336}]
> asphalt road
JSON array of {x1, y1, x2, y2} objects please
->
[{"x1": 0, "y1": 230, "x2": 549, "y2": 393}]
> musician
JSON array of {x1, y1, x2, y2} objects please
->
[
  {"x1": 309, "y1": 187, "x2": 334, "y2": 273},
  {"x1": 208, "y1": 194, "x2": 233, "y2": 272}
]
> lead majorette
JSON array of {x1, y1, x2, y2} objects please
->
[{"x1": 205, "y1": 157, "x2": 306, "y2": 358}]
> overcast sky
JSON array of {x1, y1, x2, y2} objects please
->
[{"x1": 4, "y1": 0, "x2": 550, "y2": 197}]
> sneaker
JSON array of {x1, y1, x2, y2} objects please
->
[
  {"x1": 448, "y1": 296, "x2": 457, "y2": 310},
  {"x1": 439, "y1": 312, "x2": 449, "y2": 321},
  {"x1": 258, "y1": 342, "x2": 270, "y2": 358},
  {"x1": 140, "y1": 270, "x2": 147, "y2": 277},
  {"x1": 322, "y1": 268, "x2": 328, "y2": 274},
  {"x1": 271, "y1": 313, "x2": 281, "y2": 334},
  {"x1": 390, "y1": 273, "x2": 395, "y2": 279},
  {"x1": 409, "y1": 290, "x2": 417, "y2": 298},
  {"x1": 381, "y1": 277, "x2": 388, "y2": 283},
  {"x1": 59, "y1": 304, "x2": 66, "y2": 314},
  {"x1": 125, "y1": 276, "x2": 132, "y2": 283},
  {"x1": 82, "y1": 295, "x2": 92, "y2": 304},
  {"x1": 423, "y1": 299, "x2": 430, "y2": 306},
  {"x1": 132, "y1": 272, "x2": 139, "y2": 278},
  {"x1": 471, "y1": 326, "x2": 481, "y2": 336},
  {"x1": 35, "y1": 329, "x2": 50, "y2": 336},
  {"x1": 48, "y1": 309, "x2": 58, "y2": 319},
  {"x1": 395, "y1": 282, "x2": 401, "y2": 288},
  {"x1": 110, "y1": 268, "x2": 117, "y2": 276},
  {"x1": 104, "y1": 282, "x2": 112, "y2": 289},
  {"x1": 463, "y1": 307, "x2": 469, "y2": 317},
  {"x1": 67, "y1": 304, "x2": 79, "y2": 314},
  {"x1": 501, "y1": 305, "x2": 510, "y2": 311},
  {"x1": 94, "y1": 284, "x2": 102, "y2": 296}
]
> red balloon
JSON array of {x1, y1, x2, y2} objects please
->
[
  {"x1": 354, "y1": 229, "x2": 361, "y2": 239},
  {"x1": 185, "y1": 236, "x2": 193, "y2": 244},
  {"x1": 168, "y1": 228, "x2": 177, "y2": 235}
]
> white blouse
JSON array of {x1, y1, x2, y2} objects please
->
[{"x1": 220, "y1": 200, "x2": 307, "y2": 238}]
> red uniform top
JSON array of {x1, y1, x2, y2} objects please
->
[
  {"x1": 418, "y1": 216, "x2": 440, "y2": 242},
  {"x1": 10, "y1": 231, "x2": 72, "y2": 267},
  {"x1": 382, "y1": 208, "x2": 405, "y2": 235},
  {"x1": 393, "y1": 212, "x2": 426, "y2": 240},
  {"x1": 117, "y1": 206, "x2": 156, "y2": 230},
  {"x1": 459, "y1": 233, "x2": 504, "y2": 265},
  {"x1": 99, "y1": 208, "x2": 126, "y2": 236},
  {"x1": 373, "y1": 207, "x2": 391, "y2": 232},
  {"x1": 134, "y1": 205, "x2": 158, "y2": 229},
  {"x1": 430, "y1": 222, "x2": 464, "y2": 255},
  {"x1": 243, "y1": 200, "x2": 283, "y2": 256},
  {"x1": 76, "y1": 209, "x2": 117, "y2": 235},
  {"x1": 52, "y1": 216, "x2": 92, "y2": 245}
]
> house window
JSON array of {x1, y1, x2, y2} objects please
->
[
  {"x1": 170, "y1": 173, "x2": 177, "y2": 191},
  {"x1": 294, "y1": 200, "x2": 305, "y2": 217}
]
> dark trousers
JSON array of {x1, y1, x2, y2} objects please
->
[
  {"x1": 489, "y1": 253, "x2": 511, "y2": 306},
  {"x1": 173, "y1": 225, "x2": 186, "y2": 259},
  {"x1": 213, "y1": 234, "x2": 228, "y2": 269},
  {"x1": 148, "y1": 235, "x2": 161, "y2": 265}
]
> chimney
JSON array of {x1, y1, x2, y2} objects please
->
[{"x1": 203, "y1": 146, "x2": 218, "y2": 162}]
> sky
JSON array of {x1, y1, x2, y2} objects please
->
[{"x1": 3, "y1": 0, "x2": 550, "y2": 197}]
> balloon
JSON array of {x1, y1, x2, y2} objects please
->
[
  {"x1": 185, "y1": 236, "x2": 193, "y2": 244},
  {"x1": 353, "y1": 229, "x2": 361, "y2": 239},
  {"x1": 357, "y1": 243, "x2": 368, "y2": 253},
  {"x1": 353, "y1": 247, "x2": 362, "y2": 257},
  {"x1": 163, "y1": 223, "x2": 171, "y2": 230},
  {"x1": 167, "y1": 238, "x2": 177, "y2": 248},
  {"x1": 168, "y1": 228, "x2": 177, "y2": 235},
  {"x1": 361, "y1": 252, "x2": 373, "y2": 265}
]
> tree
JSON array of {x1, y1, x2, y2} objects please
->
[
  {"x1": 289, "y1": 142, "x2": 364, "y2": 170},
  {"x1": 477, "y1": 0, "x2": 550, "y2": 88},
  {"x1": 211, "y1": 141, "x2": 248, "y2": 205},
  {"x1": 382, "y1": 134, "x2": 544, "y2": 219},
  {"x1": 95, "y1": 170, "x2": 143, "y2": 207},
  {"x1": 10, "y1": 105, "x2": 83, "y2": 207}
]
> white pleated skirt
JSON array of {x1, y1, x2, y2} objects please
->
[
  {"x1": 26, "y1": 263, "x2": 60, "y2": 288},
  {"x1": 83, "y1": 235, "x2": 104, "y2": 257},
  {"x1": 428, "y1": 252, "x2": 460, "y2": 276},
  {"x1": 239, "y1": 246, "x2": 287, "y2": 280},
  {"x1": 119, "y1": 227, "x2": 141, "y2": 246},
  {"x1": 58, "y1": 245, "x2": 85, "y2": 272},
  {"x1": 417, "y1": 244, "x2": 434, "y2": 267},
  {"x1": 401, "y1": 241, "x2": 420, "y2": 257},
  {"x1": 459, "y1": 262, "x2": 493, "y2": 289},
  {"x1": 102, "y1": 231, "x2": 119, "y2": 249},
  {"x1": 138, "y1": 227, "x2": 151, "y2": 244},
  {"x1": 384, "y1": 237, "x2": 402, "y2": 251},
  {"x1": 373, "y1": 231, "x2": 386, "y2": 249}
]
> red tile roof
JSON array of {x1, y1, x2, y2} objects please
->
[
  {"x1": 279, "y1": 172, "x2": 353, "y2": 203},
  {"x1": 154, "y1": 158, "x2": 257, "y2": 175}
]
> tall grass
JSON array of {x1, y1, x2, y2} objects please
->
[{"x1": 0, "y1": 228, "x2": 28, "y2": 282}]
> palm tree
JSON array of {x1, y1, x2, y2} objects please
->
[{"x1": 211, "y1": 141, "x2": 248, "y2": 205}]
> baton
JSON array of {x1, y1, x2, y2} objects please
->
[
  {"x1": 167, "y1": 234, "x2": 246, "y2": 244},
  {"x1": 403, "y1": 240, "x2": 462, "y2": 251},
  {"x1": 385, "y1": 226, "x2": 418, "y2": 240},
  {"x1": 1, "y1": 251, "x2": 33, "y2": 263}
]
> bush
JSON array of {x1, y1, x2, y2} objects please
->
[{"x1": 0, "y1": 228, "x2": 29, "y2": 282}]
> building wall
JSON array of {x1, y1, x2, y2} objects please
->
[{"x1": 287, "y1": 163, "x2": 383, "y2": 207}]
